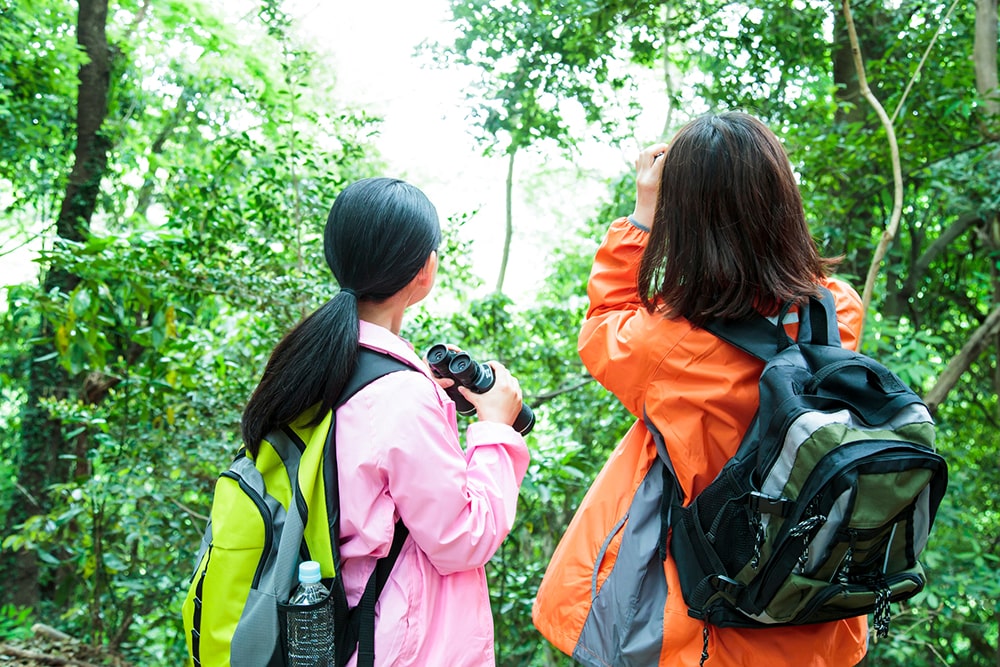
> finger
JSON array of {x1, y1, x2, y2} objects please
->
[
  {"x1": 638, "y1": 143, "x2": 669, "y2": 164},
  {"x1": 487, "y1": 360, "x2": 510, "y2": 380}
]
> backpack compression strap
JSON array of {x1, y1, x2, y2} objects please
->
[
  {"x1": 326, "y1": 348, "x2": 417, "y2": 667},
  {"x1": 701, "y1": 286, "x2": 841, "y2": 361}
]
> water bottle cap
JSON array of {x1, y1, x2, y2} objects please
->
[{"x1": 298, "y1": 560, "x2": 322, "y2": 584}]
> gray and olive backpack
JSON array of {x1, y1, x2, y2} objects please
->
[{"x1": 654, "y1": 287, "x2": 947, "y2": 659}]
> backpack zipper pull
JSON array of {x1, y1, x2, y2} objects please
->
[
  {"x1": 789, "y1": 513, "x2": 827, "y2": 571},
  {"x1": 699, "y1": 622, "x2": 711, "y2": 666},
  {"x1": 836, "y1": 529, "x2": 858, "y2": 584},
  {"x1": 788, "y1": 513, "x2": 826, "y2": 538},
  {"x1": 872, "y1": 578, "x2": 891, "y2": 640}
]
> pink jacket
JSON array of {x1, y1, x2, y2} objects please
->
[{"x1": 335, "y1": 320, "x2": 529, "y2": 666}]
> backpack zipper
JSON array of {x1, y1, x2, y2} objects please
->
[{"x1": 220, "y1": 470, "x2": 274, "y2": 590}]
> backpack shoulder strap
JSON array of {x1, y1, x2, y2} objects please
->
[
  {"x1": 701, "y1": 286, "x2": 842, "y2": 361},
  {"x1": 344, "y1": 519, "x2": 409, "y2": 667},
  {"x1": 338, "y1": 348, "x2": 417, "y2": 407},
  {"x1": 326, "y1": 348, "x2": 416, "y2": 545},
  {"x1": 328, "y1": 347, "x2": 417, "y2": 667}
]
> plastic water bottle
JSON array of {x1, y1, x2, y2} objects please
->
[
  {"x1": 286, "y1": 560, "x2": 335, "y2": 667},
  {"x1": 289, "y1": 560, "x2": 328, "y2": 605}
]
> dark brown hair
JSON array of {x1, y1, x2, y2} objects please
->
[{"x1": 637, "y1": 112, "x2": 837, "y2": 327}]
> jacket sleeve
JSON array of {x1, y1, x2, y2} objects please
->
[
  {"x1": 369, "y1": 372, "x2": 529, "y2": 575},
  {"x1": 824, "y1": 277, "x2": 865, "y2": 352},
  {"x1": 577, "y1": 217, "x2": 658, "y2": 417}
]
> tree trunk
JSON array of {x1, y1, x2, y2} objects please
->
[
  {"x1": 974, "y1": 0, "x2": 999, "y2": 121},
  {"x1": 495, "y1": 148, "x2": 516, "y2": 294},
  {"x1": 833, "y1": 15, "x2": 863, "y2": 126},
  {"x1": 973, "y1": 0, "x2": 1000, "y2": 405},
  {"x1": 5, "y1": 0, "x2": 112, "y2": 608}
]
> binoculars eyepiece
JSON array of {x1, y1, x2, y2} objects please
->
[{"x1": 426, "y1": 344, "x2": 534, "y2": 435}]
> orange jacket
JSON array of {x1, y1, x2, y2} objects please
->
[{"x1": 533, "y1": 217, "x2": 868, "y2": 666}]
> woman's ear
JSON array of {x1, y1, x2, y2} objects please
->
[
  {"x1": 407, "y1": 251, "x2": 438, "y2": 305},
  {"x1": 417, "y1": 250, "x2": 438, "y2": 287}
]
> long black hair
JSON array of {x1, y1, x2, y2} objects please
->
[{"x1": 241, "y1": 177, "x2": 441, "y2": 455}]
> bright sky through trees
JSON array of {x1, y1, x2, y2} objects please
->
[{"x1": 291, "y1": 0, "x2": 661, "y2": 300}]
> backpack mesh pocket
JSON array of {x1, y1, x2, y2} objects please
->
[
  {"x1": 691, "y1": 477, "x2": 757, "y2": 576},
  {"x1": 278, "y1": 583, "x2": 336, "y2": 666}
]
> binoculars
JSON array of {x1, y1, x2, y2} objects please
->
[{"x1": 426, "y1": 344, "x2": 535, "y2": 435}]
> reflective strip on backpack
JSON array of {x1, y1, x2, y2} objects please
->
[{"x1": 762, "y1": 403, "x2": 933, "y2": 500}]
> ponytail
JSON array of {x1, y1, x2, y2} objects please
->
[
  {"x1": 240, "y1": 177, "x2": 440, "y2": 456},
  {"x1": 241, "y1": 290, "x2": 359, "y2": 456}
]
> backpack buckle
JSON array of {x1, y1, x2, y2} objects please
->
[
  {"x1": 710, "y1": 575, "x2": 743, "y2": 599},
  {"x1": 750, "y1": 491, "x2": 789, "y2": 517}
]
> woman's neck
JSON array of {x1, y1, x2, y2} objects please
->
[{"x1": 357, "y1": 295, "x2": 407, "y2": 334}]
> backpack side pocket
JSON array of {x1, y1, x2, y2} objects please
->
[
  {"x1": 183, "y1": 462, "x2": 284, "y2": 667},
  {"x1": 278, "y1": 581, "x2": 336, "y2": 666}
]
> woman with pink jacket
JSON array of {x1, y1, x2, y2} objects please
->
[{"x1": 241, "y1": 177, "x2": 530, "y2": 666}]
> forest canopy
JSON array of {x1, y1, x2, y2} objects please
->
[{"x1": 0, "y1": 0, "x2": 997, "y2": 664}]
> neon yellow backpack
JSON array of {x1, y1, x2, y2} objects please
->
[{"x1": 181, "y1": 350, "x2": 412, "y2": 666}]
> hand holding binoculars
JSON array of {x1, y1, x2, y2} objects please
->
[{"x1": 426, "y1": 344, "x2": 535, "y2": 435}]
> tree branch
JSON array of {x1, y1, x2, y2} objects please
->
[
  {"x1": 891, "y1": 0, "x2": 963, "y2": 125},
  {"x1": 900, "y1": 212, "x2": 983, "y2": 303},
  {"x1": 495, "y1": 148, "x2": 516, "y2": 294},
  {"x1": 532, "y1": 375, "x2": 595, "y2": 405},
  {"x1": 0, "y1": 643, "x2": 102, "y2": 667},
  {"x1": 170, "y1": 497, "x2": 209, "y2": 523},
  {"x1": 924, "y1": 304, "x2": 1000, "y2": 414},
  {"x1": 842, "y1": 0, "x2": 904, "y2": 341}
]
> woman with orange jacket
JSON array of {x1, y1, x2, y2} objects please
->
[{"x1": 532, "y1": 112, "x2": 869, "y2": 666}]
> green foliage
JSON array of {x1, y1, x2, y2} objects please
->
[
  {"x1": 0, "y1": 0, "x2": 82, "y2": 211},
  {"x1": 2, "y1": 0, "x2": 998, "y2": 664},
  {"x1": 862, "y1": 313, "x2": 946, "y2": 395},
  {"x1": 0, "y1": 0, "x2": 383, "y2": 663},
  {"x1": 0, "y1": 604, "x2": 33, "y2": 642},
  {"x1": 431, "y1": 0, "x2": 654, "y2": 154},
  {"x1": 0, "y1": 283, "x2": 34, "y2": 527}
]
